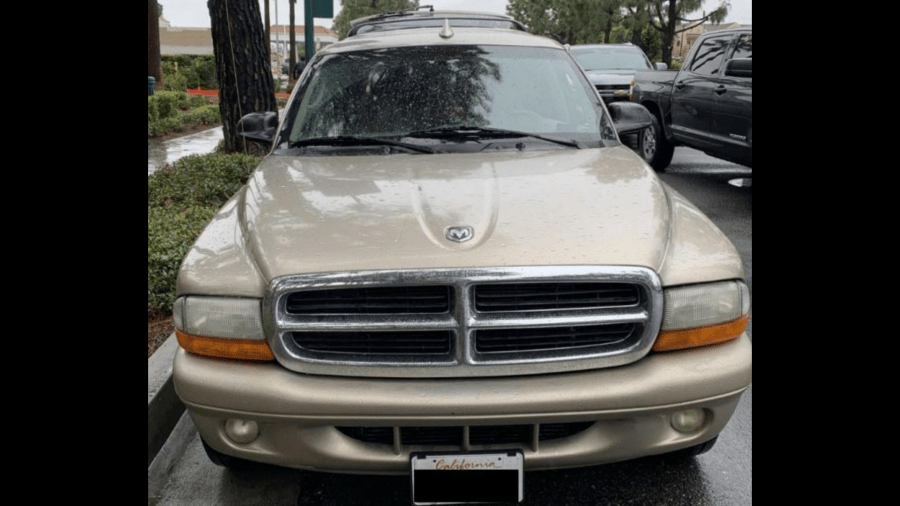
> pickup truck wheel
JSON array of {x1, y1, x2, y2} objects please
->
[
  {"x1": 201, "y1": 437, "x2": 256, "y2": 470},
  {"x1": 640, "y1": 116, "x2": 674, "y2": 172}
]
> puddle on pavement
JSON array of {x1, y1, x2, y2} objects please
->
[{"x1": 148, "y1": 127, "x2": 223, "y2": 176}]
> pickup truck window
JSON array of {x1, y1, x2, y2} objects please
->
[
  {"x1": 687, "y1": 34, "x2": 733, "y2": 75},
  {"x1": 282, "y1": 45, "x2": 612, "y2": 152},
  {"x1": 730, "y1": 34, "x2": 752, "y2": 60}
]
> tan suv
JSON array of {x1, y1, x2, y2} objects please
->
[{"x1": 172, "y1": 10, "x2": 751, "y2": 504}]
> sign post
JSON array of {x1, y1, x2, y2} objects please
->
[{"x1": 305, "y1": 0, "x2": 333, "y2": 61}]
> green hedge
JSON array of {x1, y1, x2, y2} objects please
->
[
  {"x1": 148, "y1": 205, "x2": 218, "y2": 315},
  {"x1": 148, "y1": 92, "x2": 220, "y2": 137},
  {"x1": 148, "y1": 91, "x2": 188, "y2": 120},
  {"x1": 148, "y1": 153, "x2": 262, "y2": 317},
  {"x1": 160, "y1": 55, "x2": 218, "y2": 91}
]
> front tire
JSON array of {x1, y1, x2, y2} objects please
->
[{"x1": 639, "y1": 115, "x2": 674, "y2": 172}]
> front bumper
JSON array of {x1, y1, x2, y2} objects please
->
[{"x1": 173, "y1": 333, "x2": 751, "y2": 474}]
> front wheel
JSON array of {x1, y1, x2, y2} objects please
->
[{"x1": 638, "y1": 115, "x2": 674, "y2": 172}]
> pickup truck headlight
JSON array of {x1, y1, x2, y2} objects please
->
[
  {"x1": 173, "y1": 296, "x2": 274, "y2": 361},
  {"x1": 653, "y1": 281, "x2": 750, "y2": 352}
]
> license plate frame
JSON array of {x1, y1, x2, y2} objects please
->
[{"x1": 410, "y1": 449, "x2": 524, "y2": 505}]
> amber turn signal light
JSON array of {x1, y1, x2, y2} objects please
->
[
  {"x1": 176, "y1": 329, "x2": 275, "y2": 361},
  {"x1": 652, "y1": 314, "x2": 749, "y2": 352}
]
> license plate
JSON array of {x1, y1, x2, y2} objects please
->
[{"x1": 411, "y1": 450, "x2": 524, "y2": 505}]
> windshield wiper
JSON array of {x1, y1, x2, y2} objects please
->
[
  {"x1": 289, "y1": 135, "x2": 434, "y2": 154},
  {"x1": 404, "y1": 126, "x2": 582, "y2": 149}
]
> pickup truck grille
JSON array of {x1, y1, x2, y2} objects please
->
[
  {"x1": 291, "y1": 330, "x2": 453, "y2": 355},
  {"x1": 264, "y1": 267, "x2": 662, "y2": 378},
  {"x1": 474, "y1": 282, "x2": 638, "y2": 311},
  {"x1": 286, "y1": 286, "x2": 451, "y2": 314}
]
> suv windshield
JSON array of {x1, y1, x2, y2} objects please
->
[
  {"x1": 277, "y1": 45, "x2": 616, "y2": 154},
  {"x1": 570, "y1": 47, "x2": 652, "y2": 71}
]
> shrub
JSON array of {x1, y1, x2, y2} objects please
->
[
  {"x1": 148, "y1": 205, "x2": 218, "y2": 316},
  {"x1": 148, "y1": 116, "x2": 184, "y2": 136},
  {"x1": 148, "y1": 96, "x2": 159, "y2": 122},
  {"x1": 147, "y1": 152, "x2": 263, "y2": 316},
  {"x1": 162, "y1": 71, "x2": 189, "y2": 92},
  {"x1": 150, "y1": 90, "x2": 189, "y2": 119},
  {"x1": 148, "y1": 91, "x2": 219, "y2": 137},
  {"x1": 188, "y1": 94, "x2": 208, "y2": 109},
  {"x1": 190, "y1": 55, "x2": 218, "y2": 89},
  {"x1": 148, "y1": 153, "x2": 260, "y2": 209},
  {"x1": 182, "y1": 105, "x2": 221, "y2": 126}
]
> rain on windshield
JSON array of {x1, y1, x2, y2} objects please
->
[{"x1": 280, "y1": 45, "x2": 616, "y2": 151}]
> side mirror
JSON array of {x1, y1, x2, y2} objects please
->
[
  {"x1": 724, "y1": 58, "x2": 751, "y2": 78},
  {"x1": 607, "y1": 102, "x2": 653, "y2": 137},
  {"x1": 238, "y1": 111, "x2": 279, "y2": 144},
  {"x1": 654, "y1": 62, "x2": 668, "y2": 70}
]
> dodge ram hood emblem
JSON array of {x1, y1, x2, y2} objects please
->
[{"x1": 445, "y1": 226, "x2": 474, "y2": 243}]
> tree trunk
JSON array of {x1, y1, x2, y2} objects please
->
[
  {"x1": 661, "y1": 0, "x2": 679, "y2": 66},
  {"x1": 208, "y1": 0, "x2": 277, "y2": 153},
  {"x1": 148, "y1": 0, "x2": 163, "y2": 90}
]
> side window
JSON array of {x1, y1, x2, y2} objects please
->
[
  {"x1": 688, "y1": 35, "x2": 732, "y2": 75},
  {"x1": 730, "y1": 34, "x2": 752, "y2": 60}
]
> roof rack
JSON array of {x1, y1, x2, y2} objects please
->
[{"x1": 348, "y1": 9, "x2": 528, "y2": 37}]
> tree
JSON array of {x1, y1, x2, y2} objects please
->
[
  {"x1": 331, "y1": 0, "x2": 418, "y2": 40},
  {"x1": 645, "y1": 0, "x2": 729, "y2": 65},
  {"x1": 506, "y1": 0, "x2": 623, "y2": 46},
  {"x1": 148, "y1": 0, "x2": 163, "y2": 90},
  {"x1": 208, "y1": 0, "x2": 277, "y2": 153}
]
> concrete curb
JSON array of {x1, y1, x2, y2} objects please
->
[{"x1": 148, "y1": 333, "x2": 185, "y2": 467}]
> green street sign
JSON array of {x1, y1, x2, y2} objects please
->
[{"x1": 311, "y1": 0, "x2": 333, "y2": 18}]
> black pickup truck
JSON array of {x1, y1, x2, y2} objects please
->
[{"x1": 632, "y1": 28, "x2": 751, "y2": 171}]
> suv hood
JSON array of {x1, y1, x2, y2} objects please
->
[
  {"x1": 239, "y1": 146, "x2": 668, "y2": 281},
  {"x1": 584, "y1": 70, "x2": 636, "y2": 85}
]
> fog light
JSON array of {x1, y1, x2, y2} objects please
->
[
  {"x1": 224, "y1": 419, "x2": 259, "y2": 444},
  {"x1": 671, "y1": 409, "x2": 706, "y2": 433}
]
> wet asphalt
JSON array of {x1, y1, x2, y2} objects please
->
[{"x1": 148, "y1": 125, "x2": 224, "y2": 176}]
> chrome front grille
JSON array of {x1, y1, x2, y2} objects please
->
[{"x1": 264, "y1": 266, "x2": 662, "y2": 378}]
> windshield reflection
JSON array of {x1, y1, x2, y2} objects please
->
[{"x1": 280, "y1": 45, "x2": 612, "y2": 152}]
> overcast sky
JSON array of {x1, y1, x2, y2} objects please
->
[{"x1": 160, "y1": 1, "x2": 751, "y2": 30}]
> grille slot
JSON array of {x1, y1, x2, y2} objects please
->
[
  {"x1": 474, "y1": 283, "x2": 639, "y2": 312},
  {"x1": 336, "y1": 422, "x2": 594, "y2": 447},
  {"x1": 475, "y1": 323, "x2": 636, "y2": 353},
  {"x1": 286, "y1": 286, "x2": 451, "y2": 314},
  {"x1": 292, "y1": 331, "x2": 452, "y2": 355}
]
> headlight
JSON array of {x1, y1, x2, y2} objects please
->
[
  {"x1": 653, "y1": 280, "x2": 750, "y2": 352},
  {"x1": 173, "y1": 296, "x2": 273, "y2": 361}
]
